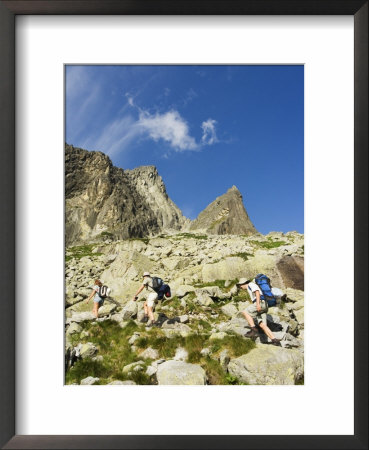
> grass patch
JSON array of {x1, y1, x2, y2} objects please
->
[
  {"x1": 151, "y1": 335, "x2": 185, "y2": 359},
  {"x1": 194, "y1": 280, "x2": 227, "y2": 289},
  {"x1": 65, "y1": 359, "x2": 110, "y2": 384},
  {"x1": 229, "y1": 252, "x2": 253, "y2": 261},
  {"x1": 184, "y1": 334, "x2": 209, "y2": 363},
  {"x1": 99, "y1": 231, "x2": 114, "y2": 239},
  {"x1": 129, "y1": 237, "x2": 150, "y2": 245},
  {"x1": 65, "y1": 320, "x2": 144, "y2": 385},
  {"x1": 194, "y1": 279, "x2": 238, "y2": 291},
  {"x1": 66, "y1": 244, "x2": 102, "y2": 261},
  {"x1": 200, "y1": 357, "x2": 246, "y2": 385},
  {"x1": 172, "y1": 233, "x2": 208, "y2": 240},
  {"x1": 210, "y1": 334, "x2": 256, "y2": 358},
  {"x1": 249, "y1": 240, "x2": 287, "y2": 249}
]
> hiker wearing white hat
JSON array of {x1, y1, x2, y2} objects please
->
[
  {"x1": 132, "y1": 272, "x2": 159, "y2": 327},
  {"x1": 236, "y1": 278, "x2": 281, "y2": 346}
]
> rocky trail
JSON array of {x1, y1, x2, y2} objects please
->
[{"x1": 65, "y1": 231, "x2": 304, "y2": 385}]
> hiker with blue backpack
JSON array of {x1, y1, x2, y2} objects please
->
[
  {"x1": 237, "y1": 274, "x2": 281, "y2": 346},
  {"x1": 132, "y1": 271, "x2": 171, "y2": 327}
]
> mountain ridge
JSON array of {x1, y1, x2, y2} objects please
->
[{"x1": 65, "y1": 144, "x2": 257, "y2": 245}]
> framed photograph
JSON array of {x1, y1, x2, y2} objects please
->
[{"x1": 1, "y1": 1, "x2": 367, "y2": 449}]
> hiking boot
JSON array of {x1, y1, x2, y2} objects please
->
[
  {"x1": 270, "y1": 338, "x2": 281, "y2": 346},
  {"x1": 142, "y1": 315, "x2": 149, "y2": 323},
  {"x1": 245, "y1": 327, "x2": 259, "y2": 339}
]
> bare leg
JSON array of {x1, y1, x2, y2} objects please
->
[
  {"x1": 144, "y1": 302, "x2": 148, "y2": 316},
  {"x1": 242, "y1": 311, "x2": 255, "y2": 328},
  {"x1": 259, "y1": 323, "x2": 275, "y2": 340},
  {"x1": 147, "y1": 306, "x2": 155, "y2": 322},
  {"x1": 93, "y1": 302, "x2": 99, "y2": 318}
]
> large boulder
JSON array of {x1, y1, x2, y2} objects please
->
[
  {"x1": 157, "y1": 360, "x2": 207, "y2": 385},
  {"x1": 221, "y1": 303, "x2": 238, "y2": 318},
  {"x1": 175, "y1": 285, "x2": 196, "y2": 298},
  {"x1": 228, "y1": 345, "x2": 304, "y2": 385},
  {"x1": 121, "y1": 300, "x2": 138, "y2": 320},
  {"x1": 66, "y1": 311, "x2": 95, "y2": 324},
  {"x1": 276, "y1": 255, "x2": 304, "y2": 290},
  {"x1": 218, "y1": 317, "x2": 250, "y2": 336},
  {"x1": 79, "y1": 342, "x2": 98, "y2": 359},
  {"x1": 98, "y1": 302, "x2": 117, "y2": 317},
  {"x1": 202, "y1": 257, "x2": 248, "y2": 283}
]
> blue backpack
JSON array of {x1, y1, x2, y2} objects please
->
[{"x1": 254, "y1": 274, "x2": 277, "y2": 307}]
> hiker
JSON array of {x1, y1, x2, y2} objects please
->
[
  {"x1": 132, "y1": 272, "x2": 160, "y2": 327},
  {"x1": 236, "y1": 278, "x2": 281, "y2": 346},
  {"x1": 86, "y1": 279, "x2": 104, "y2": 318}
]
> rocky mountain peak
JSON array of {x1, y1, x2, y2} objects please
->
[
  {"x1": 190, "y1": 185, "x2": 257, "y2": 235},
  {"x1": 65, "y1": 145, "x2": 188, "y2": 245}
]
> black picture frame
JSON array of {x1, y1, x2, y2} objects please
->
[{"x1": 0, "y1": 1, "x2": 367, "y2": 449}]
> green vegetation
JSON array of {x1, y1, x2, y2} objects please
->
[
  {"x1": 229, "y1": 252, "x2": 253, "y2": 261},
  {"x1": 129, "y1": 237, "x2": 150, "y2": 245},
  {"x1": 172, "y1": 233, "x2": 208, "y2": 240},
  {"x1": 66, "y1": 244, "x2": 102, "y2": 262},
  {"x1": 249, "y1": 239, "x2": 287, "y2": 249},
  {"x1": 99, "y1": 231, "x2": 114, "y2": 239},
  {"x1": 65, "y1": 320, "x2": 150, "y2": 385},
  {"x1": 200, "y1": 357, "x2": 246, "y2": 385},
  {"x1": 209, "y1": 333, "x2": 256, "y2": 358},
  {"x1": 194, "y1": 279, "x2": 238, "y2": 291}
]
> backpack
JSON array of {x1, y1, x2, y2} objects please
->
[
  {"x1": 151, "y1": 276, "x2": 164, "y2": 293},
  {"x1": 157, "y1": 283, "x2": 171, "y2": 300},
  {"x1": 98, "y1": 285, "x2": 110, "y2": 299},
  {"x1": 254, "y1": 274, "x2": 277, "y2": 307}
]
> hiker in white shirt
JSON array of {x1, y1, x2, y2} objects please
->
[
  {"x1": 132, "y1": 272, "x2": 158, "y2": 327},
  {"x1": 86, "y1": 279, "x2": 104, "y2": 318},
  {"x1": 236, "y1": 278, "x2": 281, "y2": 346}
]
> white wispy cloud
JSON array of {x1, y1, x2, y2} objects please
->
[
  {"x1": 137, "y1": 110, "x2": 198, "y2": 151},
  {"x1": 82, "y1": 115, "x2": 141, "y2": 157},
  {"x1": 201, "y1": 119, "x2": 218, "y2": 145}
]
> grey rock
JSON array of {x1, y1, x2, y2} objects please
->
[
  {"x1": 228, "y1": 345, "x2": 304, "y2": 385},
  {"x1": 209, "y1": 332, "x2": 227, "y2": 341},
  {"x1": 157, "y1": 360, "x2": 207, "y2": 385},
  {"x1": 221, "y1": 303, "x2": 238, "y2": 318},
  {"x1": 80, "y1": 376, "x2": 99, "y2": 385},
  {"x1": 219, "y1": 349, "x2": 230, "y2": 370},
  {"x1": 66, "y1": 322, "x2": 82, "y2": 336},
  {"x1": 140, "y1": 347, "x2": 159, "y2": 360},
  {"x1": 79, "y1": 342, "x2": 98, "y2": 359},
  {"x1": 173, "y1": 347, "x2": 188, "y2": 361},
  {"x1": 121, "y1": 300, "x2": 138, "y2": 320},
  {"x1": 122, "y1": 361, "x2": 145, "y2": 375}
]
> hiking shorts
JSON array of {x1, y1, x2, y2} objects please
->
[
  {"x1": 146, "y1": 292, "x2": 158, "y2": 308},
  {"x1": 94, "y1": 294, "x2": 103, "y2": 303},
  {"x1": 246, "y1": 300, "x2": 268, "y2": 325}
]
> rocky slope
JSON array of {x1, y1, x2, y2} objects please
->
[
  {"x1": 65, "y1": 145, "x2": 187, "y2": 245},
  {"x1": 65, "y1": 231, "x2": 304, "y2": 385},
  {"x1": 190, "y1": 186, "x2": 257, "y2": 235}
]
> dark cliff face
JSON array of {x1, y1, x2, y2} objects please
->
[
  {"x1": 65, "y1": 145, "x2": 161, "y2": 245},
  {"x1": 189, "y1": 186, "x2": 257, "y2": 236}
]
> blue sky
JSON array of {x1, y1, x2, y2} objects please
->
[{"x1": 65, "y1": 65, "x2": 304, "y2": 234}]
